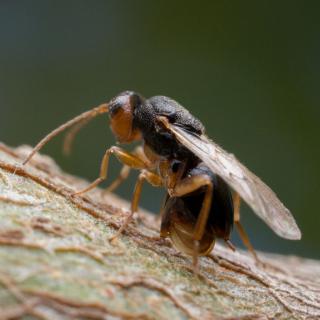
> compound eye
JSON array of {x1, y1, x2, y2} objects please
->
[
  {"x1": 109, "y1": 92, "x2": 142, "y2": 143},
  {"x1": 109, "y1": 102, "x2": 123, "y2": 116},
  {"x1": 109, "y1": 94, "x2": 131, "y2": 118}
]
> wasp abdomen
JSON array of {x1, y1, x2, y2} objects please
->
[{"x1": 161, "y1": 163, "x2": 234, "y2": 256}]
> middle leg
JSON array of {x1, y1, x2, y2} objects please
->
[{"x1": 109, "y1": 169, "x2": 162, "y2": 241}]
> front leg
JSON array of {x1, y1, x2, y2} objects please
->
[
  {"x1": 104, "y1": 146, "x2": 151, "y2": 194},
  {"x1": 73, "y1": 146, "x2": 150, "y2": 196}
]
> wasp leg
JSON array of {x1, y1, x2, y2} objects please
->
[
  {"x1": 72, "y1": 146, "x2": 150, "y2": 196},
  {"x1": 105, "y1": 165, "x2": 131, "y2": 193},
  {"x1": 104, "y1": 146, "x2": 150, "y2": 194},
  {"x1": 225, "y1": 239, "x2": 236, "y2": 251},
  {"x1": 109, "y1": 170, "x2": 162, "y2": 241},
  {"x1": 233, "y1": 192, "x2": 261, "y2": 263},
  {"x1": 171, "y1": 175, "x2": 213, "y2": 273}
]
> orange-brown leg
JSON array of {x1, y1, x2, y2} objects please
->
[
  {"x1": 104, "y1": 165, "x2": 131, "y2": 193},
  {"x1": 233, "y1": 192, "x2": 260, "y2": 262},
  {"x1": 73, "y1": 146, "x2": 150, "y2": 196},
  {"x1": 109, "y1": 170, "x2": 162, "y2": 241},
  {"x1": 225, "y1": 239, "x2": 236, "y2": 252},
  {"x1": 170, "y1": 174, "x2": 213, "y2": 273},
  {"x1": 104, "y1": 146, "x2": 150, "y2": 194}
]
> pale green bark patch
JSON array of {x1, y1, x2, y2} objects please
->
[{"x1": 0, "y1": 143, "x2": 319, "y2": 319}]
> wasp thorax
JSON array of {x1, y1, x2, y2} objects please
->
[{"x1": 109, "y1": 91, "x2": 143, "y2": 143}]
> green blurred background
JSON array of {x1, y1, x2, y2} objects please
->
[{"x1": 0, "y1": 1, "x2": 319, "y2": 259}]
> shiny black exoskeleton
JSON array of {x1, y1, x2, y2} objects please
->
[
  {"x1": 160, "y1": 162, "x2": 234, "y2": 255},
  {"x1": 108, "y1": 91, "x2": 234, "y2": 256},
  {"x1": 109, "y1": 91, "x2": 204, "y2": 162}
]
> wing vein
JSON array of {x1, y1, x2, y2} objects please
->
[{"x1": 164, "y1": 122, "x2": 301, "y2": 240}]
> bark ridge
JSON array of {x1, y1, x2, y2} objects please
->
[{"x1": 0, "y1": 143, "x2": 319, "y2": 320}]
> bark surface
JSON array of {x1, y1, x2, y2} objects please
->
[{"x1": 0, "y1": 143, "x2": 319, "y2": 320}]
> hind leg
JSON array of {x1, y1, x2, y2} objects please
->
[
  {"x1": 170, "y1": 174, "x2": 213, "y2": 273},
  {"x1": 233, "y1": 192, "x2": 261, "y2": 263}
]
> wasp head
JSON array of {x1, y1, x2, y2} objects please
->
[{"x1": 108, "y1": 91, "x2": 143, "y2": 143}]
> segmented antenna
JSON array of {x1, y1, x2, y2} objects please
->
[
  {"x1": 63, "y1": 117, "x2": 92, "y2": 156},
  {"x1": 22, "y1": 103, "x2": 108, "y2": 165}
]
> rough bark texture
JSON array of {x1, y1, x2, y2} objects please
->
[{"x1": 0, "y1": 142, "x2": 319, "y2": 320}]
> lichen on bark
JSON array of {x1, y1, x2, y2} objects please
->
[{"x1": 0, "y1": 142, "x2": 319, "y2": 320}]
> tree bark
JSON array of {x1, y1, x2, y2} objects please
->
[{"x1": 0, "y1": 142, "x2": 319, "y2": 320}]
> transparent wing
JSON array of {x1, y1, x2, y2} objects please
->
[{"x1": 162, "y1": 120, "x2": 301, "y2": 240}]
